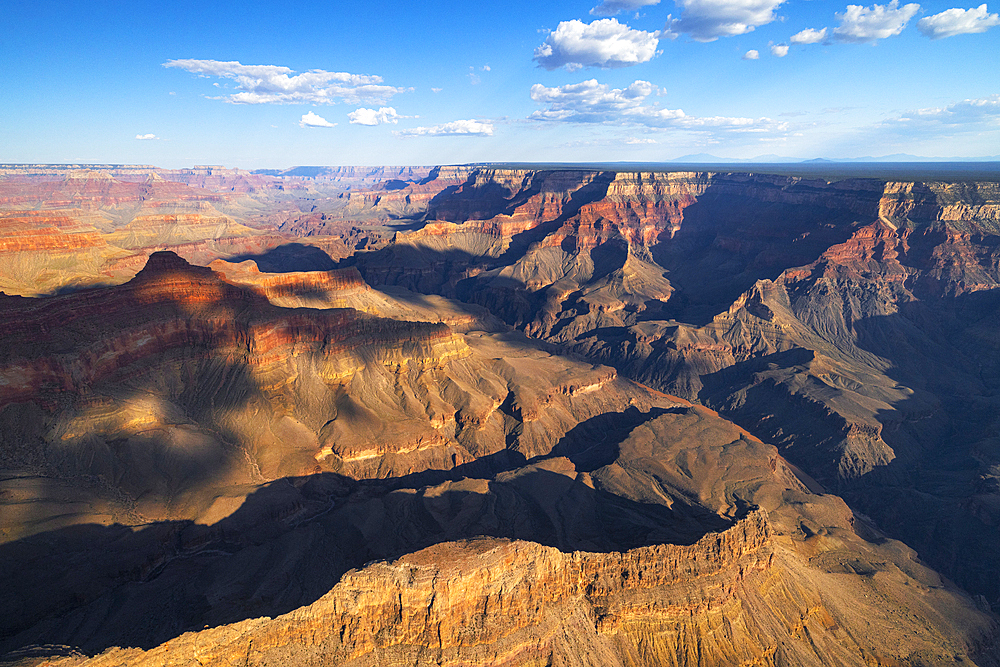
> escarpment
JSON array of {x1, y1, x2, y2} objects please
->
[
  {"x1": 4, "y1": 165, "x2": 1000, "y2": 667},
  {"x1": 0, "y1": 251, "x2": 677, "y2": 532},
  {"x1": 23, "y1": 405, "x2": 999, "y2": 666},
  {"x1": 0, "y1": 252, "x2": 461, "y2": 405},
  {"x1": 326, "y1": 167, "x2": 1000, "y2": 608}
]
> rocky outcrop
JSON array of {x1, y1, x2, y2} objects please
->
[
  {"x1": 29, "y1": 404, "x2": 1000, "y2": 666},
  {"x1": 0, "y1": 252, "x2": 676, "y2": 529},
  {"x1": 5, "y1": 166, "x2": 1000, "y2": 667},
  {"x1": 0, "y1": 211, "x2": 107, "y2": 253},
  {"x1": 50, "y1": 514, "x2": 779, "y2": 667}
]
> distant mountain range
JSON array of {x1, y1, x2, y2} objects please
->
[{"x1": 669, "y1": 153, "x2": 1000, "y2": 163}]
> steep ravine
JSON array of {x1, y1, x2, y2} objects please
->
[{"x1": 4, "y1": 167, "x2": 1000, "y2": 666}]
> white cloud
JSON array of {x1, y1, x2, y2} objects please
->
[
  {"x1": 664, "y1": 0, "x2": 785, "y2": 41},
  {"x1": 771, "y1": 43, "x2": 790, "y2": 55},
  {"x1": 482, "y1": 65, "x2": 491, "y2": 71},
  {"x1": 163, "y1": 59, "x2": 405, "y2": 105},
  {"x1": 299, "y1": 112, "x2": 337, "y2": 128},
  {"x1": 887, "y1": 94, "x2": 1000, "y2": 129},
  {"x1": 395, "y1": 120, "x2": 494, "y2": 137},
  {"x1": 833, "y1": 1, "x2": 921, "y2": 42},
  {"x1": 743, "y1": 49, "x2": 760, "y2": 58},
  {"x1": 790, "y1": 26, "x2": 828, "y2": 43},
  {"x1": 590, "y1": 0, "x2": 660, "y2": 16},
  {"x1": 431, "y1": 87, "x2": 443, "y2": 93},
  {"x1": 135, "y1": 133, "x2": 158, "y2": 140},
  {"x1": 625, "y1": 137, "x2": 659, "y2": 143},
  {"x1": 348, "y1": 107, "x2": 402, "y2": 125},
  {"x1": 875, "y1": 94, "x2": 1000, "y2": 150},
  {"x1": 917, "y1": 4, "x2": 1000, "y2": 37},
  {"x1": 529, "y1": 79, "x2": 673, "y2": 122},
  {"x1": 528, "y1": 79, "x2": 788, "y2": 135},
  {"x1": 533, "y1": 19, "x2": 660, "y2": 70}
]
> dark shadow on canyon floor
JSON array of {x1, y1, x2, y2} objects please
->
[
  {"x1": 653, "y1": 186, "x2": 873, "y2": 326},
  {"x1": 228, "y1": 243, "x2": 338, "y2": 272},
  {"x1": 0, "y1": 408, "x2": 734, "y2": 659},
  {"x1": 693, "y1": 289, "x2": 1000, "y2": 610}
]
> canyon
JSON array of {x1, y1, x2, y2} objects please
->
[{"x1": 2, "y1": 164, "x2": 1000, "y2": 666}]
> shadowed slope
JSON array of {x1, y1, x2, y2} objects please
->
[{"x1": 6, "y1": 406, "x2": 995, "y2": 665}]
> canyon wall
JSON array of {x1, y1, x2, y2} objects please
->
[{"x1": 3, "y1": 165, "x2": 1000, "y2": 666}]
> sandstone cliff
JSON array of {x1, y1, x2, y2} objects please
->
[
  {"x1": 25, "y1": 405, "x2": 999, "y2": 666},
  {"x1": 326, "y1": 167, "x2": 1000, "y2": 610},
  {"x1": 4, "y1": 166, "x2": 1000, "y2": 667}
]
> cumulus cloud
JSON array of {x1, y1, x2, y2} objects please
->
[
  {"x1": 625, "y1": 137, "x2": 659, "y2": 143},
  {"x1": 533, "y1": 19, "x2": 660, "y2": 70},
  {"x1": 873, "y1": 94, "x2": 1000, "y2": 148},
  {"x1": 299, "y1": 112, "x2": 336, "y2": 128},
  {"x1": 590, "y1": 0, "x2": 660, "y2": 16},
  {"x1": 771, "y1": 43, "x2": 790, "y2": 55},
  {"x1": 395, "y1": 120, "x2": 494, "y2": 137},
  {"x1": 163, "y1": 59, "x2": 405, "y2": 105},
  {"x1": 887, "y1": 94, "x2": 1000, "y2": 129},
  {"x1": 348, "y1": 107, "x2": 402, "y2": 125},
  {"x1": 917, "y1": 4, "x2": 1000, "y2": 37},
  {"x1": 790, "y1": 26, "x2": 828, "y2": 43},
  {"x1": 135, "y1": 134, "x2": 158, "y2": 140},
  {"x1": 664, "y1": 0, "x2": 785, "y2": 41},
  {"x1": 833, "y1": 1, "x2": 921, "y2": 42},
  {"x1": 529, "y1": 79, "x2": 675, "y2": 122},
  {"x1": 529, "y1": 79, "x2": 788, "y2": 135},
  {"x1": 743, "y1": 49, "x2": 761, "y2": 58}
]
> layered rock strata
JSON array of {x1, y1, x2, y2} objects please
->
[
  {"x1": 28, "y1": 404, "x2": 999, "y2": 666},
  {"x1": 4, "y1": 166, "x2": 1000, "y2": 666}
]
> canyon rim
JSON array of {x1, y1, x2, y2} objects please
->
[{"x1": 1, "y1": 162, "x2": 1000, "y2": 665}]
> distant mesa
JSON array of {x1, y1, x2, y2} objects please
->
[{"x1": 2, "y1": 163, "x2": 1000, "y2": 666}]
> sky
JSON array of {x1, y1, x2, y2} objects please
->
[{"x1": 2, "y1": 0, "x2": 999, "y2": 168}]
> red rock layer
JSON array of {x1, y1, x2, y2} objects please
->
[
  {"x1": 0, "y1": 212, "x2": 106, "y2": 252},
  {"x1": 426, "y1": 169, "x2": 606, "y2": 225},
  {"x1": 0, "y1": 252, "x2": 456, "y2": 406},
  {"x1": 0, "y1": 173, "x2": 225, "y2": 210}
]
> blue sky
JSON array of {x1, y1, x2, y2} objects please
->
[{"x1": 2, "y1": 0, "x2": 998, "y2": 167}]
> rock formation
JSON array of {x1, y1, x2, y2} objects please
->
[
  {"x1": 2, "y1": 165, "x2": 1000, "y2": 666},
  {"x1": 18, "y1": 406, "x2": 998, "y2": 666}
]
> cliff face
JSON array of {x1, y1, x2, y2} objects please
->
[
  {"x1": 0, "y1": 252, "x2": 676, "y2": 532},
  {"x1": 32, "y1": 405, "x2": 999, "y2": 666},
  {"x1": 0, "y1": 212, "x2": 107, "y2": 253},
  {"x1": 328, "y1": 167, "x2": 1000, "y2": 610},
  {"x1": 59, "y1": 516, "x2": 993, "y2": 667},
  {"x1": 4, "y1": 166, "x2": 1000, "y2": 667}
]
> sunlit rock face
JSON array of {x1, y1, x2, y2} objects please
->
[
  {"x1": 2, "y1": 167, "x2": 1000, "y2": 667},
  {"x1": 331, "y1": 167, "x2": 1000, "y2": 610},
  {"x1": 12, "y1": 406, "x2": 998, "y2": 666},
  {"x1": 0, "y1": 252, "x2": 669, "y2": 528}
]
